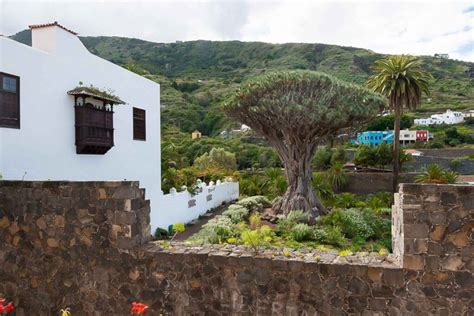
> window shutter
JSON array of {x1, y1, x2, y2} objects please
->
[
  {"x1": 0, "y1": 72, "x2": 20, "y2": 129},
  {"x1": 133, "y1": 107, "x2": 146, "y2": 140}
]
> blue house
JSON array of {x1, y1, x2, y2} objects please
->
[{"x1": 356, "y1": 131, "x2": 394, "y2": 146}]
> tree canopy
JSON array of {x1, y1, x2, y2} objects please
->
[{"x1": 224, "y1": 71, "x2": 386, "y2": 217}]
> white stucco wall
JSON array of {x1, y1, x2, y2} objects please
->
[
  {"x1": 0, "y1": 26, "x2": 163, "y2": 228},
  {"x1": 159, "y1": 181, "x2": 239, "y2": 226}
]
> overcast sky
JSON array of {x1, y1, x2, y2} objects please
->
[{"x1": 1, "y1": 0, "x2": 473, "y2": 61}]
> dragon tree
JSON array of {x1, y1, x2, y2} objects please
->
[{"x1": 224, "y1": 71, "x2": 385, "y2": 218}]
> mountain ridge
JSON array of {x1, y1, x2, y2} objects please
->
[{"x1": 10, "y1": 29, "x2": 474, "y2": 135}]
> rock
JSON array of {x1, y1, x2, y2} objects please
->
[
  {"x1": 47, "y1": 238, "x2": 59, "y2": 248},
  {"x1": 53, "y1": 215, "x2": 65, "y2": 228}
]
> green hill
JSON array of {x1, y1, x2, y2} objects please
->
[{"x1": 10, "y1": 29, "x2": 474, "y2": 135}]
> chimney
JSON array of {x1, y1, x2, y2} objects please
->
[{"x1": 29, "y1": 22, "x2": 85, "y2": 55}]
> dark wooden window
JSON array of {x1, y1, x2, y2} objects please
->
[
  {"x1": 0, "y1": 72, "x2": 20, "y2": 129},
  {"x1": 133, "y1": 107, "x2": 146, "y2": 141},
  {"x1": 75, "y1": 102, "x2": 114, "y2": 154}
]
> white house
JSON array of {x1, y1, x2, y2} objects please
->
[
  {"x1": 0, "y1": 22, "x2": 239, "y2": 230},
  {"x1": 464, "y1": 110, "x2": 474, "y2": 118},
  {"x1": 399, "y1": 129, "x2": 417, "y2": 144},
  {"x1": 414, "y1": 109, "x2": 464, "y2": 126}
]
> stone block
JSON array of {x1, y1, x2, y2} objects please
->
[
  {"x1": 430, "y1": 225, "x2": 446, "y2": 242},
  {"x1": 404, "y1": 224, "x2": 429, "y2": 238},
  {"x1": 403, "y1": 255, "x2": 424, "y2": 271},
  {"x1": 440, "y1": 256, "x2": 463, "y2": 271}
]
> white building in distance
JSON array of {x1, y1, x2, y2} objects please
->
[{"x1": 414, "y1": 110, "x2": 464, "y2": 126}]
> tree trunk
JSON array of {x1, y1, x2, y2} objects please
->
[
  {"x1": 392, "y1": 106, "x2": 401, "y2": 193},
  {"x1": 273, "y1": 151, "x2": 326, "y2": 219}
]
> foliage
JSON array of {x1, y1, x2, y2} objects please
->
[
  {"x1": 60, "y1": 308, "x2": 72, "y2": 316},
  {"x1": 189, "y1": 215, "x2": 236, "y2": 244},
  {"x1": 313, "y1": 146, "x2": 333, "y2": 170},
  {"x1": 415, "y1": 163, "x2": 459, "y2": 184},
  {"x1": 354, "y1": 143, "x2": 412, "y2": 169},
  {"x1": 444, "y1": 127, "x2": 474, "y2": 146},
  {"x1": 172, "y1": 223, "x2": 186, "y2": 233},
  {"x1": 326, "y1": 163, "x2": 349, "y2": 190},
  {"x1": 225, "y1": 70, "x2": 385, "y2": 215},
  {"x1": 153, "y1": 227, "x2": 170, "y2": 240},
  {"x1": 194, "y1": 147, "x2": 237, "y2": 174},
  {"x1": 276, "y1": 210, "x2": 310, "y2": 236},
  {"x1": 236, "y1": 195, "x2": 271, "y2": 212},
  {"x1": 291, "y1": 223, "x2": 313, "y2": 242},
  {"x1": 222, "y1": 205, "x2": 250, "y2": 223},
  {"x1": 365, "y1": 114, "x2": 413, "y2": 131},
  {"x1": 366, "y1": 55, "x2": 433, "y2": 192},
  {"x1": 240, "y1": 225, "x2": 273, "y2": 252}
]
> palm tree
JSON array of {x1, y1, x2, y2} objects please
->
[{"x1": 366, "y1": 55, "x2": 432, "y2": 192}]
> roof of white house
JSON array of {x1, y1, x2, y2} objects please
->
[{"x1": 29, "y1": 21, "x2": 78, "y2": 35}]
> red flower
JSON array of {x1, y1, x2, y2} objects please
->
[
  {"x1": 130, "y1": 302, "x2": 148, "y2": 315},
  {"x1": 5, "y1": 302, "x2": 14, "y2": 313},
  {"x1": 0, "y1": 298, "x2": 14, "y2": 314}
]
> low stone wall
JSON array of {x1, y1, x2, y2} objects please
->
[
  {"x1": 338, "y1": 173, "x2": 417, "y2": 195},
  {"x1": 0, "y1": 181, "x2": 472, "y2": 315}
]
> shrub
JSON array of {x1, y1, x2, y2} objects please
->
[
  {"x1": 172, "y1": 223, "x2": 186, "y2": 233},
  {"x1": 276, "y1": 210, "x2": 310, "y2": 236},
  {"x1": 312, "y1": 227, "x2": 329, "y2": 243},
  {"x1": 320, "y1": 226, "x2": 346, "y2": 247},
  {"x1": 236, "y1": 196, "x2": 271, "y2": 212},
  {"x1": 331, "y1": 193, "x2": 359, "y2": 208},
  {"x1": 291, "y1": 223, "x2": 313, "y2": 241},
  {"x1": 240, "y1": 224, "x2": 273, "y2": 252},
  {"x1": 313, "y1": 146, "x2": 333, "y2": 170},
  {"x1": 321, "y1": 208, "x2": 374, "y2": 241},
  {"x1": 330, "y1": 146, "x2": 348, "y2": 166},
  {"x1": 190, "y1": 215, "x2": 235, "y2": 244},
  {"x1": 249, "y1": 212, "x2": 262, "y2": 229},
  {"x1": 222, "y1": 205, "x2": 249, "y2": 223},
  {"x1": 154, "y1": 227, "x2": 169, "y2": 240}
]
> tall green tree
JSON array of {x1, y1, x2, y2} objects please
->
[
  {"x1": 224, "y1": 71, "x2": 385, "y2": 218},
  {"x1": 366, "y1": 56, "x2": 432, "y2": 192}
]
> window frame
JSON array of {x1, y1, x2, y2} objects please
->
[
  {"x1": 0, "y1": 72, "x2": 20, "y2": 129},
  {"x1": 133, "y1": 107, "x2": 146, "y2": 141}
]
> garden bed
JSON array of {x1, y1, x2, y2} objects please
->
[{"x1": 185, "y1": 193, "x2": 393, "y2": 254}]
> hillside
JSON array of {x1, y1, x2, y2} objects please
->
[{"x1": 10, "y1": 29, "x2": 474, "y2": 135}]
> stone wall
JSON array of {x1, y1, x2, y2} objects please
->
[
  {"x1": 0, "y1": 181, "x2": 472, "y2": 315},
  {"x1": 338, "y1": 173, "x2": 417, "y2": 195}
]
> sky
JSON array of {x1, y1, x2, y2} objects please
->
[{"x1": 1, "y1": 0, "x2": 473, "y2": 62}]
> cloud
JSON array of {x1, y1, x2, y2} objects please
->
[{"x1": 1, "y1": 0, "x2": 473, "y2": 61}]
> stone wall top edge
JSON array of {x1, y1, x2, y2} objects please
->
[
  {"x1": 140, "y1": 242, "x2": 401, "y2": 270},
  {"x1": 0, "y1": 180, "x2": 140, "y2": 187},
  {"x1": 400, "y1": 183, "x2": 474, "y2": 191}
]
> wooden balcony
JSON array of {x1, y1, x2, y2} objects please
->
[{"x1": 75, "y1": 105, "x2": 114, "y2": 154}]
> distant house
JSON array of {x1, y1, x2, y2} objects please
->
[
  {"x1": 356, "y1": 129, "x2": 431, "y2": 146},
  {"x1": 415, "y1": 130, "x2": 430, "y2": 142},
  {"x1": 464, "y1": 110, "x2": 474, "y2": 118},
  {"x1": 399, "y1": 129, "x2": 417, "y2": 144},
  {"x1": 434, "y1": 53, "x2": 449, "y2": 59},
  {"x1": 414, "y1": 110, "x2": 464, "y2": 126},
  {"x1": 404, "y1": 149, "x2": 424, "y2": 157},
  {"x1": 219, "y1": 124, "x2": 251, "y2": 138},
  {"x1": 191, "y1": 130, "x2": 202, "y2": 139},
  {"x1": 356, "y1": 131, "x2": 393, "y2": 146}
]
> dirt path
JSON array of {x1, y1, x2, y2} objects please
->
[{"x1": 172, "y1": 202, "x2": 232, "y2": 241}]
